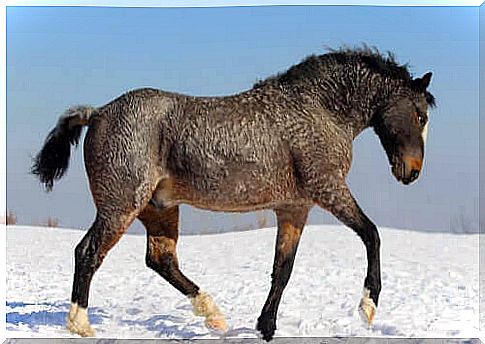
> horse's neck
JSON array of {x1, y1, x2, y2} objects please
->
[
  {"x1": 336, "y1": 108, "x2": 374, "y2": 140},
  {"x1": 295, "y1": 76, "x2": 384, "y2": 139},
  {"x1": 289, "y1": 88, "x2": 375, "y2": 140}
]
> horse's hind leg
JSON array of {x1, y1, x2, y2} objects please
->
[
  {"x1": 67, "y1": 166, "x2": 156, "y2": 335},
  {"x1": 138, "y1": 204, "x2": 228, "y2": 332},
  {"x1": 67, "y1": 206, "x2": 138, "y2": 337},
  {"x1": 257, "y1": 206, "x2": 309, "y2": 341}
]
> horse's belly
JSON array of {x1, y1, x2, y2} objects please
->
[
  {"x1": 163, "y1": 130, "x2": 304, "y2": 210},
  {"x1": 156, "y1": 164, "x2": 301, "y2": 212},
  {"x1": 197, "y1": 173, "x2": 298, "y2": 211}
]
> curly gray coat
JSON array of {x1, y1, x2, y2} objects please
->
[{"x1": 32, "y1": 47, "x2": 434, "y2": 340}]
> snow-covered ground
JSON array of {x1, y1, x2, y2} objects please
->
[{"x1": 6, "y1": 225, "x2": 479, "y2": 339}]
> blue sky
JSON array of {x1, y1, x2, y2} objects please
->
[{"x1": 6, "y1": 5, "x2": 479, "y2": 233}]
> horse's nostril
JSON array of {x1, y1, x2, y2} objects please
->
[{"x1": 410, "y1": 169, "x2": 420, "y2": 180}]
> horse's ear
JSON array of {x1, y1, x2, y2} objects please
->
[{"x1": 412, "y1": 72, "x2": 432, "y2": 91}]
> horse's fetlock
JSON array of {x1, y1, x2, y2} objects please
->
[
  {"x1": 66, "y1": 303, "x2": 95, "y2": 337},
  {"x1": 363, "y1": 282, "x2": 380, "y2": 306},
  {"x1": 257, "y1": 312, "x2": 277, "y2": 342}
]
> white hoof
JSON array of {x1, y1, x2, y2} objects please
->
[
  {"x1": 205, "y1": 315, "x2": 229, "y2": 333},
  {"x1": 358, "y1": 288, "x2": 376, "y2": 326},
  {"x1": 190, "y1": 292, "x2": 228, "y2": 332},
  {"x1": 66, "y1": 303, "x2": 95, "y2": 337}
]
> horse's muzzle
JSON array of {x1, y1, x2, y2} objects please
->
[{"x1": 392, "y1": 155, "x2": 423, "y2": 185}]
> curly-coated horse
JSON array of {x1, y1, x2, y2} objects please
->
[{"x1": 32, "y1": 47, "x2": 434, "y2": 341}]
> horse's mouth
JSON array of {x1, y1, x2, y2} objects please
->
[{"x1": 391, "y1": 157, "x2": 418, "y2": 185}]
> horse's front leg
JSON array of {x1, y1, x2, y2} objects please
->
[
  {"x1": 257, "y1": 206, "x2": 309, "y2": 341},
  {"x1": 317, "y1": 184, "x2": 381, "y2": 325}
]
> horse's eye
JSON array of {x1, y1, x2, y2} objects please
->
[{"x1": 417, "y1": 112, "x2": 427, "y2": 127}]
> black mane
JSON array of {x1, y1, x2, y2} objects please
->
[
  {"x1": 330, "y1": 46, "x2": 412, "y2": 80},
  {"x1": 254, "y1": 46, "x2": 435, "y2": 107}
]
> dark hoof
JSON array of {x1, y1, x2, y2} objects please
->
[{"x1": 256, "y1": 315, "x2": 276, "y2": 342}]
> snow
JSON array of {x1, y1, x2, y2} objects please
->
[{"x1": 6, "y1": 225, "x2": 480, "y2": 339}]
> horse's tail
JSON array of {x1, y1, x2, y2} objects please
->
[{"x1": 31, "y1": 105, "x2": 98, "y2": 191}]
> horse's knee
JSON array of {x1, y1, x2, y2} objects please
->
[
  {"x1": 372, "y1": 230, "x2": 381, "y2": 250},
  {"x1": 353, "y1": 219, "x2": 380, "y2": 250},
  {"x1": 366, "y1": 224, "x2": 380, "y2": 249}
]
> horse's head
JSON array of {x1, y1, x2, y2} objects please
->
[{"x1": 372, "y1": 72, "x2": 435, "y2": 185}]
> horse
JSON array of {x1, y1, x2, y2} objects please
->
[{"x1": 32, "y1": 47, "x2": 435, "y2": 341}]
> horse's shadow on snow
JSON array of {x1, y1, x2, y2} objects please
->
[
  {"x1": 7, "y1": 301, "x2": 256, "y2": 338},
  {"x1": 120, "y1": 315, "x2": 259, "y2": 339},
  {"x1": 6, "y1": 301, "x2": 106, "y2": 331},
  {"x1": 120, "y1": 314, "x2": 204, "y2": 338}
]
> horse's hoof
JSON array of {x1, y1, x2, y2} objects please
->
[
  {"x1": 67, "y1": 319, "x2": 96, "y2": 337},
  {"x1": 256, "y1": 315, "x2": 276, "y2": 342},
  {"x1": 205, "y1": 315, "x2": 229, "y2": 333},
  {"x1": 66, "y1": 303, "x2": 95, "y2": 337},
  {"x1": 358, "y1": 289, "x2": 377, "y2": 326},
  {"x1": 190, "y1": 291, "x2": 228, "y2": 333}
]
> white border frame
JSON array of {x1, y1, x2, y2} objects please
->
[{"x1": 1, "y1": 1, "x2": 482, "y2": 342}]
